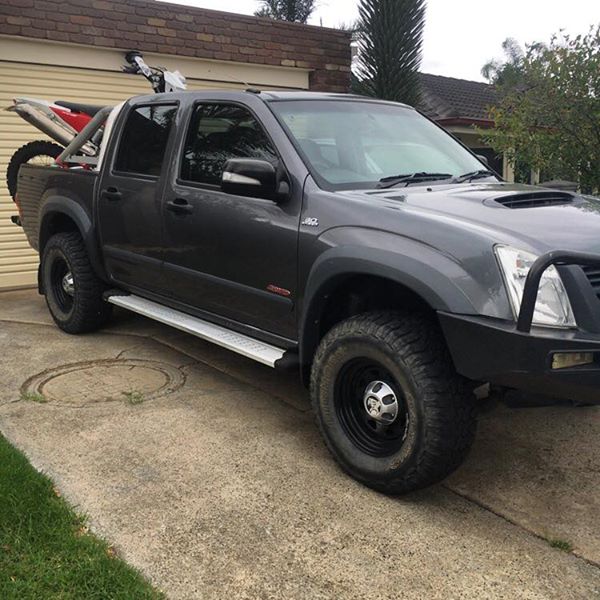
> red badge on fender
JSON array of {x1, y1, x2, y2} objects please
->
[{"x1": 266, "y1": 284, "x2": 291, "y2": 297}]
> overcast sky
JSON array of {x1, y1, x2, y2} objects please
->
[{"x1": 163, "y1": 0, "x2": 598, "y2": 81}]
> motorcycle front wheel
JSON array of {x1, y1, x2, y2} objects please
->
[{"x1": 6, "y1": 140, "x2": 64, "y2": 200}]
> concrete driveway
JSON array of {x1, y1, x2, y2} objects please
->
[{"x1": 1, "y1": 288, "x2": 599, "y2": 599}]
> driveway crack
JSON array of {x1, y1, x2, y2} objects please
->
[
  {"x1": 443, "y1": 484, "x2": 600, "y2": 569},
  {"x1": 115, "y1": 345, "x2": 140, "y2": 359}
]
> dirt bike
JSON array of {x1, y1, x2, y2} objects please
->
[{"x1": 5, "y1": 51, "x2": 186, "y2": 200}]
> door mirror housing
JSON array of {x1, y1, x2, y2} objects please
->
[
  {"x1": 475, "y1": 154, "x2": 489, "y2": 167},
  {"x1": 221, "y1": 158, "x2": 278, "y2": 200}
]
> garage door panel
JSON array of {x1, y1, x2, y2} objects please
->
[
  {"x1": 0, "y1": 239, "x2": 32, "y2": 250},
  {"x1": 0, "y1": 230, "x2": 35, "y2": 242},
  {"x1": 0, "y1": 253, "x2": 39, "y2": 266},
  {"x1": 0, "y1": 223, "x2": 22, "y2": 233},
  {"x1": 0, "y1": 247, "x2": 37, "y2": 257},
  {"x1": 0, "y1": 272, "x2": 36, "y2": 289}
]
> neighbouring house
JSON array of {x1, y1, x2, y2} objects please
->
[
  {"x1": 0, "y1": 0, "x2": 351, "y2": 290},
  {"x1": 418, "y1": 72, "x2": 513, "y2": 182}
]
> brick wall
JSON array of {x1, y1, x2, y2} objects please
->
[{"x1": 0, "y1": 0, "x2": 351, "y2": 92}]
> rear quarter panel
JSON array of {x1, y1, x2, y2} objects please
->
[{"x1": 17, "y1": 165, "x2": 97, "y2": 252}]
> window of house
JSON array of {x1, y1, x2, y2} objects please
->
[
  {"x1": 180, "y1": 103, "x2": 277, "y2": 186},
  {"x1": 114, "y1": 104, "x2": 177, "y2": 177}
]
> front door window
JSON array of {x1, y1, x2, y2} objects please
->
[{"x1": 180, "y1": 103, "x2": 277, "y2": 186}]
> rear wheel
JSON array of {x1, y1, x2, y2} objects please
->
[
  {"x1": 6, "y1": 140, "x2": 63, "y2": 200},
  {"x1": 310, "y1": 311, "x2": 477, "y2": 494},
  {"x1": 41, "y1": 232, "x2": 112, "y2": 334}
]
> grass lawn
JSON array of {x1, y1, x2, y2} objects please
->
[{"x1": 0, "y1": 434, "x2": 163, "y2": 599}]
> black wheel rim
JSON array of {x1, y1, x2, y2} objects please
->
[
  {"x1": 334, "y1": 358, "x2": 409, "y2": 457},
  {"x1": 50, "y1": 255, "x2": 74, "y2": 314}
]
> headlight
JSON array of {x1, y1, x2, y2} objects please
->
[{"x1": 495, "y1": 245, "x2": 576, "y2": 328}]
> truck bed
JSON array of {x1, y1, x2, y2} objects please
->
[{"x1": 16, "y1": 165, "x2": 97, "y2": 252}]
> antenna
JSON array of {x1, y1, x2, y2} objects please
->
[{"x1": 205, "y1": 69, "x2": 260, "y2": 93}]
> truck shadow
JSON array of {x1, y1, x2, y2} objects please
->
[{"x1": 111, "y1": 305, "x2": 600, "y2": 564}]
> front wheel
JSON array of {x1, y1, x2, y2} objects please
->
[
  {"x1": 310, "y1": 311, "x2": 477, "y2": 494},
  {"x1": 41, "y1": 232, "x2": 112, "y2": 334}
]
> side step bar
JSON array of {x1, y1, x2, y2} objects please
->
[{"x1": 107, "y1": 294, "x2": 286, "y2": 368}]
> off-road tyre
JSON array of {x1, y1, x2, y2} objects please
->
[
  {"x1": 41, "y1": 232, "x2": 112, "y2": 334},
  {"x1": 6, "y1": 140, "x2": 63, "y2": 200},
  {"x1": 310, "y1": 311, "x2": 477, "y2": 494}
]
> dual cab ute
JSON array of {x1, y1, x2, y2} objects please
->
[{"x1": 13, "y1": 90, "x2": 600, "y2": 493}]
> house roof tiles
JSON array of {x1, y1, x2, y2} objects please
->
[{"x1": 418, "y1": 72, "x2": 498, "y2": 123}]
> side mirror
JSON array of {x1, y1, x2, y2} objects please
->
[
  {"x1": 476, "y1": 154, "x2": 489, "y2": 167},
  {"x1": 221, "y1": 158, "x2": 277, "y2": 200}
]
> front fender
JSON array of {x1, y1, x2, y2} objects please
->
[{"x1": 298, "y1": 230, "x2": 511, "y2": 368}]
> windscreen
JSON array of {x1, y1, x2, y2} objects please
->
[{"x1": 270, "y1": 100, "x2": 490, "y2": 190}]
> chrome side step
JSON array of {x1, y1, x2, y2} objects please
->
[{"x1": 107, "y1": 294, "x2": 286, "y2": 367}]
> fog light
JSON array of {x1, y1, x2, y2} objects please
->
[{"x1": 551, "y1": 352, "x2": 594, "y2": 370}]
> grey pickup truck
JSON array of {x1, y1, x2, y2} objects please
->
[{"x1": 12, "y1": 90, "x2": 600, "y2": 494}]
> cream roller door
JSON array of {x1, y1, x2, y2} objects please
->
[{"x1": 0, "y1": 60, "x2": 248, "y2": 290}]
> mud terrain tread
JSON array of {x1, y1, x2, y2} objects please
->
[
  {"x1": 310, "y1": 311, "x2": 477, "y2": 494},
  {"x1": 42, "y1": 232, "x2": 111, "y2": 334}
]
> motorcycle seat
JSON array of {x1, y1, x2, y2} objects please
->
[{"x1": 55, "y1": 101, "x2": 107, "y2": 117}]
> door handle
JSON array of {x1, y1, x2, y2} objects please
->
[
  {"x1": 166, "y1": 198, "x2": 193, "y2": 214},
  {"x1": 101, "y1": 186, "x2": 122, "y2": 201}
]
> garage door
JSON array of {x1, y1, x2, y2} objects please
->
[{"x1": 0, "y1": 61, "x2": 245, "y2": 290}]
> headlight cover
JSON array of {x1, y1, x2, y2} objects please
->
[{"x1": 495, "y1": 245, "x2": 576, "y2": 328}]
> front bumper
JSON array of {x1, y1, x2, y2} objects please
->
[{"x1": 439, "y1": 312, "x2": 600, "y2": 404}]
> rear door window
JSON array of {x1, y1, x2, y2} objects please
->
[{"x1": 114, "y1": 104, "x2": 177, "y2": 177}]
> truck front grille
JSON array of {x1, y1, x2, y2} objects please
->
[{"x1": 582, "y1": 266, "x2": 600, "y2": 300}]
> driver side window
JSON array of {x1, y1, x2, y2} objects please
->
[{"x1": 180, "y1": 103, "x2": 277, "y2": 186}]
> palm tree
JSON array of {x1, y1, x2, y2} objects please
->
[
  {"x1": 255, "y1": 0, "x2": 316, "y2": 23},
  {"x1": 354, "y1": 0, "x2": 426, "y2": 105}
]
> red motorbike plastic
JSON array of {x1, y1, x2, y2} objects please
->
[{"x1": 50, "y1": 106, "x2": 93, "y2": 132}]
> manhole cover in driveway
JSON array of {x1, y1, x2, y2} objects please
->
[{"x1": 21, "y1": 359, "x2": 185, "y2": 406}]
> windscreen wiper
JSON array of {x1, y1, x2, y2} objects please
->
[
  {"x1": 377, "y1": 172, "x2": 453, "y2": 189},
  {"x1": 452, "y1": 169, "x2": 497, "y2": 183}
]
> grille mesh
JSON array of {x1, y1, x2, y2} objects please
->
[{"x1": 582, "y1": 266, "x2": 600, "y2": 300}]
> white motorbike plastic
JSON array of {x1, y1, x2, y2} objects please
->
[
  {"x1": 8, "y1": 97, "x2": 97, "y2": 155},
  {"x1": 163, "y1": 70, "x2": 187, "y2": 92}
]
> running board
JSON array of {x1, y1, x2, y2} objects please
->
[{"x1": 106, "y1": 294, "x2": 286, "y2": 367}]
